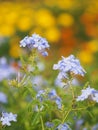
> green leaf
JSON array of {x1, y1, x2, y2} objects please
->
[{"x1": 31, "y1": 113, "x2": 40, "y2": 126}]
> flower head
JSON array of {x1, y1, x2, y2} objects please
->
[
  {"x1": 45, "y1": 121, "x2": 54, "y2": 128},
  {"x1": 76, "y1": 86, "x2": 98, "y2": 102},
  {"x1": 57, "y1": 123, "x2": 71, "y2": 130},
  {"x1": 48, "y1": 89, "x2": 57, "y2": 99},
  {"x1": 0, "y1": 112, "x2": 17, "y2": 126},
  {"x1": 36, "y1": 90, "x2": 46, "y2": 102},
  {"x1": 20, "y1": 33, "x2": 49, "y2": 56},
  {"x1": 48, "y1": 89, "x2": 62, "y2": 109},
  {"x1": 53, "y1": 55, "x2": 86, "y2": 80},
  {"x1": 36, "y1": 89, "x2": 62, "y2": 109}
]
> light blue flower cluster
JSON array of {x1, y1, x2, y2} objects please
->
[
  {"x1": 36, "y1": 89, "x2": 62, "y2": 109},
  {"x1": 48, "y1": 89, "x2": 62, "y2": 109},
  {"x1": 0, "y1": 112, "x2": 17, "y2": 126},
  {"x1": 57, "y1": 123, "x2": 72, "y2": 130},
  {"x1": 20, "y1": 33, "x2": 49, "y2": 56},
  {"x1": 45, "y1": 121, "x2": 54, "y2": 128},
  {"x1": 36, "y1": 90, "x2": 45, "y2": 102},
  {"x1": 76, "y1": 86, "x2": 98, "y2": 102},
  {"x1": 53, "y1": 55, "x2": 86, "y2": 80},
  {"x1": 45, "y1": 122, "x2": 71, "y2": 130}
]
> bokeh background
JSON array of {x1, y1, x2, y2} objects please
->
[{"x1": 0, "y1": 0, "x2": 98, "y2": 85}]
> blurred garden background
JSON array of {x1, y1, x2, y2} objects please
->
[{"x1": 0, "y1": 0, "x2": 98, "y2": 129}]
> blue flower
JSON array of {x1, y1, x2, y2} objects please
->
[
  {"x1": 56, "y1": 123, "x2": 71, "y2": 130},
  {"x1": 36, "y1": 89, "x2": 62, "y2": 109},
  {"x1": 45, "y1": 121, "x2": 54, "y2": 128},
  {"x1": 55, "y1": 96, "x2": 62, "y2": 109},
  {"x1": 0, "y1": 112, "x2": 17, "y2": 126},
  {"x1": 48, "y1": 89, "x2": 62, "y2": 109},
  {"x1": 20, "y1": 33, "x2": 49, "y2": 56},
  {"x1": 48, "y1": 89, "x2": 57, "y2": 99},
  {"x1": 36, "y1": 90, "x2": 46, "y2": 102},
  {"x1": 53, "y1": 55, "x2": 86, "y2": 80},
  {"x1": 76, "y1": 86, "x2": 98, "y2": 102}
]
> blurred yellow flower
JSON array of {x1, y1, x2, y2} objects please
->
[
  {"x1": 17, "y1": 16, "x2": 33, "y2": 31},
  {"x1": 35, "y1": 9, "x2": 55, "y2": 28},
  {"x1": 30, "y1": 27, "x2": 42, "y2": 36},
  {"x1": 86, "y1": 40, "x2": 98, "y2": 53},
  {"x1": 45, "y1": 27, "x2": 60, "y2": 43},
  {"x1": 9, "y1": 44, "x2": 21, "y2": 58},
  {"x1": 78, "y1": 51, "x2": 93, "y2": 64},
  {"x1": 86, "y1": 1, "x2": 98, "y2": 14},
  {"x1": 56, "y1": 0, "x2": 75, "y2": 9},
  {"x1": 5, "y1": 12, "x2": 18, "y2": 26},
  {"x1": 77, "y1": 40, "x2": 98, "y2": 64},
  {"x1": 9, "y1": 37, "x2": 21, "y2": 58},
  {"x1": 57, "y1": 13, "x2": 74, "y2": 27},
  {"x1": 0, "y1": 24, "x2": 15, "y2": 36}
]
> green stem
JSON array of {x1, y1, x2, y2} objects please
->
[
  {"x1": 72, "y1": 103, "x2": 94, "y2": 111},
  {"x1": 70, "y1": 85, "x2": 75, "y2": 99},
  {"x1": 62, "y1": 108, "x2": 72, "y2": 123},
  {"x1": 69, "y1": 79, "x2": 75, "y2": 99},
  {"x1": 72, "y1": 107, "x2": 87, "y2": 111},
  {"x1": 62, "y1": 106, "x2": 88, "y2": 124},
  {"x1": 40, "y1": 115, "x2": 45, "y2": 130}
]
